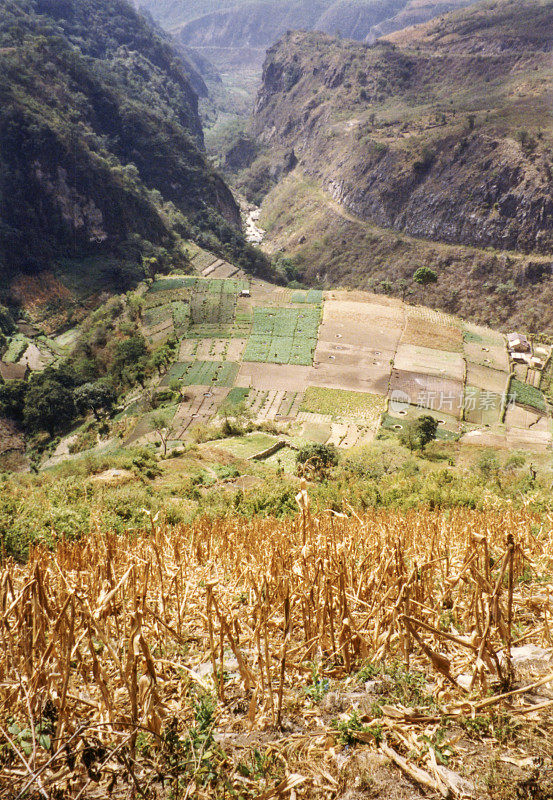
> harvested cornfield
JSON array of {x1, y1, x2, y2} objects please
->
[{"x1": 2, "y1": 506, "x2": 553, "y2": 798}]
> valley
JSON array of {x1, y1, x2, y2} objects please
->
[{"x1": 3, "y1": 2, "x2": 553, "y2": 799}]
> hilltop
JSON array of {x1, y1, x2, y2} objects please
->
[
  {"x1": 142, "y1": 0, "x2": 475, "y2": 69},
  {"x1": 0, "y1": 0, "x2": 267, "y2": 320},
  {"x1": 239, "y1": 0, "x2": 553, "y2": 330}
]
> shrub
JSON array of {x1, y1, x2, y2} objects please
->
[{"x1": 296, "y1": 443, "x2": 339, "y2": 475}]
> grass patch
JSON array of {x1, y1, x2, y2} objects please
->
[
  {"x1": 381, "y1": 412, "x2": 457, "y2": 441},
  {"x1": 208, "y1": 432, "x2": 279, "y2": 459}
]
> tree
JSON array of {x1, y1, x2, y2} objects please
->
[
  {"x1": 152, "y1": 345, "x2": 173, "y2": 375},
  {"x1": 169, "y1": 377, "x2": 188, "y2": 401},
  {"x1": 296, "y1": 443, "x2": 339, "y2": 478},
  {"x1": 23, "y1": 379, "x2": 76, "y2": 434},
  {"x1": 0, "y1": 380, "x2": 27, "y2": 422},
  {"x1": 150, "y1": 412, "x2": 173, "y2": 456},
  {"x1": 74, "y1": 381, "x2": 116, "y2": 419},
  {"x1": 0, "y1": 304, "x2": 15, "y2": 336},
  {"x1": 413, "y1": 267, "x2": 438, "y2": 291},
  {"x1": 219, "y1": 400, "x2": 253, "y2": 436},
  {"x1": 112, "y1": 335, "x2": 148, "y2": 384},
  {"x1": 396, "y1": 278, "x2": 412, "y2": 302},
  {"x1": 399, "y1": 416, "x2": 438, "y2": 453},
  {"x1": 127, "y1": 292, "x2": 143, "y2": 321}
]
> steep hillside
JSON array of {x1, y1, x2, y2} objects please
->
[
  {"x1": 143, "y1": 0, "x2": 475, "y2": 69},
  {"x1": 0, "y1": 0, "x2": 266, "y2": 307},
  {"x1": 248, "y1": 0, "x2": 553, "y2": 329}
]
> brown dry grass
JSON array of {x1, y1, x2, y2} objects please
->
[
  {"x1": 2, "y1": 504, "x2": 553, "y2": 798},
  {"x1": 402, "y1": 316, "x2": 463, "y2": 352}
]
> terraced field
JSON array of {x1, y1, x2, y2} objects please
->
[
  {"x1": 123, "y1": 248, "x2": 552, "y2": 453},
  {"x1": 300, "y1": 387, "x2": 385, "y2": 423},
  {"x1": 166, "y1": 360, "x2": 239, "y2": 387},
  {"x1": 243, "y1": 306, "x2": 321, "y2": 365}
]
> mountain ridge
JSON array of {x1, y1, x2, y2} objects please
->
[
  {"x1": 141, "y1": 0, "x2": 475, "y2": 69},
  {"x1": 0, "y1": 0, "x2": 266, "y2": 307},
  {"x1": 242, "y1": 0, "x2": 553, "y2": 329}
]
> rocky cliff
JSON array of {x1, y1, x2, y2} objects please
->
[{"x1": 252, "y1": 0, "x2": 553, "y2": 255}]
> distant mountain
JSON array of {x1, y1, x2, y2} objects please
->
[
  {"x1": 246, "y1": 0, "x2": 553, "y2": 330},
  {"x1": 141, "y1": 0, "x2": 476, "y2": 69},
  {"x1": 0, "y1": 0, "x2": 263, "y2": 299}
]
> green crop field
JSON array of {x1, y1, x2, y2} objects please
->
[
  {"x1": 171, "y1": 301, "x2": 190, "y2": 333},
  {"x1": 233, "y1": 310, "x2": 253, "y2": 337},
  {"x1": 184, "y1": 279, "x2": 249, "y2": 338},
  {"x1": 300, "y1": 387, "x2": 386, "y2": 421},
  {"x1": 224, "y1": 387, "x2": 250, "y2": 407},
  {"x1": 510, "y1": 378, "x2": 548, "y2": 413},
  {"x1": 143, "y1": 304, "x2": 173, "y2": 328},
  {"x1": 206, "y1": 278, "x2": 248, "y2": 294},
  {"x1": 243, "y1": 307, "x2": 321, "y2": 365},
  {"x1": 167, "y1": 361, "x2": 239, "y2": 387},
  {"x1": 191, "y1": 250, "x2": 218, "y2": 271},
  {"x1": 150, "y1": 277, "x2": 197, "y2": 293},
  {"x1": 291, "y1": 290, "x2": 323, "y2": 304},
  {"x1": 185, "y1": 323, "x2": 235, "y2": 339},
  {"x1": 4, "y1": 335, "x2": 28, "y2": 363}
]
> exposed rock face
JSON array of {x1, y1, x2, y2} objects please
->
[{"x1": 251, "y1": 1, "x2": 553, "y2": 256}]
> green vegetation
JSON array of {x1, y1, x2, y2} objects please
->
[
  {"x1": 300, "y1": 387, "x2": 385, "y2": 420},
  {"x1": 225, "y1": 387, "x2": 250, "y2": 407},
  {"x1": 510, "y1": 379, "x2": 547, "y2": 413},
  {"x1": 167, "y1": 361, "x2": 239, "y2": 387},
  {"x1": 0, "y1": 0, "x2": 269, "y2": 295},
  {"x1": 1, "y1": 424, "x2": 552, "y2": 561},
  {"x1": 296, "y1": 442, "x2": 339, "y2": 474},
  {"x1": 413, "y1": 267, "x2": 439, "y2": 294},
  {"x1": 398, "y1": 415, "x2": 439, "y2": 452},
  {"x1": 291, "y1": 289, "x2": 324, "y2": 303},
  {"x1": 243, "y1": 307, "x2": 321, "y2": 365}
]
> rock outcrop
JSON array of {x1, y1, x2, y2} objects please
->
[{"x1": 251, "y1": 0, "x2": 553, "y2": 255}]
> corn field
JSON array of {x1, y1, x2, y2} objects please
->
[{"x1": 2, "y1": 496, "x2": 553, "y2": 798}]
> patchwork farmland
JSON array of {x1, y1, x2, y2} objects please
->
[{"x1": 124, "y1": 246, "x2": 553, "y2": 457}]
